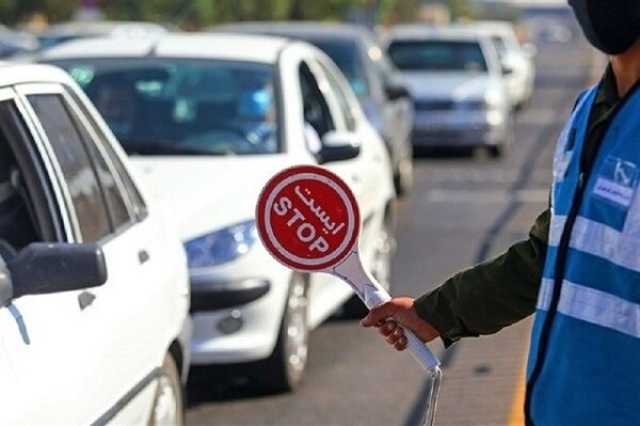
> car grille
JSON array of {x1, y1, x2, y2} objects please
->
[{"x1": 414, "y1": 99, "x2": 455, "y2": 111}]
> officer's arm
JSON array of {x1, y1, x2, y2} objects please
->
[{"x1": 413, "y1": 209, "x2": 550, "y2": 347}]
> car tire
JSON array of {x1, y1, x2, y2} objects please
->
[
  {"x1": 258, "y1": 273, "x2": 309, "y2": 393},
  {"x1": 148, "y1": 354, "x2": 185, "y2": 426},
  {"x1": 488, "y1": 145, "x2": 504, "y2": 158},
  {"x1": 342, "y1": 212, "x2": 396, "y2": 319}
]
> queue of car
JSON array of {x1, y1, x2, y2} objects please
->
[
  {"x1": 39, "y1": 32, "x2": 397, "y2": 392},
  {"x1": 0, "y1": 17, "x2": 535, "y2": 423}
]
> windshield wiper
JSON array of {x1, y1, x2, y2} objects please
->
[{"x1": 121, "y1": 140, "x2": 234, "y2": 157}]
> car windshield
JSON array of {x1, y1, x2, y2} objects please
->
[
  {"x1": 307, "y1": 38, "x2": 369, "y2": 98},
  {"x1": 388, "y1": 40, "x2": 488, "y2": 72},
  {"x1": 51, "y1": 58, "x2": 280, "y2": 156}
]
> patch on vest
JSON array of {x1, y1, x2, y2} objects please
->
[{"x1": 593, "y1": 156, "x2": 639, "y2": 208}]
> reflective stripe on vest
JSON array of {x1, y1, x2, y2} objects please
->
[{"x1": 537, "y1": 278, "x2": 640, "y2": 339}]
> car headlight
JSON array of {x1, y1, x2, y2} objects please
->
[{"x1": 185, "y1": 220, "x2": 257, "y2": 268}]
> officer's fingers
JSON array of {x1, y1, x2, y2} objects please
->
[
  {"x1": 385, "y1": 327, "x2": 404, "y2": 345},
  {"x1": 386, "y1": 333, "x2": 400, "y2": 345},
  {"x1": 378, "y1": 321, "x2": 398, "y2": 337},
  {"x1": 361, "y1": 302, "x2": 398, "y2": 327},
  {"x1": 394, "y1": 335, "x2": 408, "y2": 351}
]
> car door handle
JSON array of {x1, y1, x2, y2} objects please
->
[{"x1": 138, "y1": 249, "x2": 150, "y2": 265}]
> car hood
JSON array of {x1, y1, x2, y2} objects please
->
[
  {"x1": 399, "y1": 71, "x2": 493, "y2": 101},
  {"x1": 130, "y1": 155, "x2": 293, "y2": 242}
]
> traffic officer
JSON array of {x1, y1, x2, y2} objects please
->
[{"x1": 362, "y1": 1, "x2": 640, "y2": 424}]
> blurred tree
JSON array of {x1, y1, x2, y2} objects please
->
[
  {"x1": 448, "y1": 0, "x2": 473, "y2": 20},
  {"x1": 0, "y1": 0, "x2": 431, "y2": 28},
  {"x1": 383, "y1": 0, "x2": 421, "y2": 23},
  {"x1": 0, "y1": 0, "x2": 77, "y2": 24}
]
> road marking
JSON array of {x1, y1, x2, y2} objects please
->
[
  {"x1": 508, "y1": 355, "x2": 528, "y2": 426},
  {"x1": 425, "y1": 188, "x2": 548, "y2": 204},
  {"x1": 516, "y1": 108, "x2": 557, "y2": 126}
]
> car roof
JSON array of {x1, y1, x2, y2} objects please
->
[
  {"x1": 37, "y1": 32, "x2": 292, "y2": 64},
  {"x1": 0, "y1": 63, "x2": 75, "y2": 88},
  {"x1": 385, "y1": 25, "x2": 489, "y2": 42},
  {"x1": 39, "y1": 21, "x2": 169, "y2": 37},
  {"x1": 452, "y1": 21, "x2": 518, "y2": 38},
  {"x1": 213, "y1": 21, "x2": 373, "y2": 42}
]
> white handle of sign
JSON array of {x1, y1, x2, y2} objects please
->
[{"x1": 332, "y1": 252, "x2": 441, "y2": 370}]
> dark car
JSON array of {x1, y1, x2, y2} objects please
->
[{"x1": 213, "y1": 22, "x2": 414, "y2": 195}]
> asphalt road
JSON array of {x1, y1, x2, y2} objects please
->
[{"x1": 186, "y1": 35, "x2": 598, "y2": 426}]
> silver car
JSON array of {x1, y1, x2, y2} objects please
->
[
  {"x1": 455, "y1": 21, "x2": 537, "y2": 109},
  {"x1": 385, "y1": 26, "x2": 513, "y2": 157}
]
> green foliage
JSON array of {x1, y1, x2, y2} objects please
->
[
  {"x1": 448, "y1": 0, "x2": 473, "y2": 20},
  {"x1": 0, "y1": 0, "x2": 470, "y2": 27},
  {"x1": 382, "y1": 0, "x2": 421, "y2": 24}
]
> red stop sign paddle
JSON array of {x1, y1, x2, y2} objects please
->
[{"x1": 256, "y1": 165, "x2": 441, "y2": 374}]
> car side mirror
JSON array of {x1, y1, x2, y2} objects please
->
[
  {"x1": 385, "y1": 83, "x2": 411, "y2": 101},
  {"x1": 318, "y1": 131, "x2": 362, "y2": 164},
  {"x1": 3, "y1": 243, "x2": 107, "y2": 303}
]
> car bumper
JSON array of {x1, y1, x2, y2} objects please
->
[
  {"x1": 189, "y1": 251, "x2": 291, "y2": 365},
  {"x1": 412, "y1": 109, "x2": 508, "y2": 147},
  {"x1": 190, "y1": 276, "x2": 271, "y2": 313}
]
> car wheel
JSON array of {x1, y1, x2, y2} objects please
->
[
  {"x1": 342, "y1": 213, "x2": 396, "y2": 319},
  {"x1": 259, "y1": 274, "x2": 309, "y2": 392},
  {"x1": 149, "y1": 354, "x2": 184, "y2": 426},
  {"x1": 488, "y1": 145, "x2": 503, "y2": 158}
]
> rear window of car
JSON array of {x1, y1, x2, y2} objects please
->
[{"x1": 388, "y1": 40, "x2": 488, "y2": 73}]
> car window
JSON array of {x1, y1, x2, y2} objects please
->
[
  {"x1": 51, "y1": 58, "x2": 280, "y2": 157},
  {"x1": 310, "y1": 38, "x2": 370, "y2": 98},
  {"x1": 316, "y1": 60, "x2": 357, "y2": 132},
  {"x1": 0, "y1": 102, "x2": 48, "y2": 248},
  {"x1": 67, "y1": 89, "x2": 147, "y2": 221},
  {"x1": 388, "y1": 40, "x2": 489, "y2": 72},
  {"x1": 28, "y1": 94, "x2": 111, "y2": 243},
  {"x1": 362, "y1": 37, "x2": 392, "y2": 98},
  {"x1": 63, "y1": 94, "x2": 132, "y2": 230},
  {"x1": 299, "y1": 62, "x2": 335, "y2": 138},
  {"x1": 80, "y1": 127, "x2": 131, "y2": 230}
]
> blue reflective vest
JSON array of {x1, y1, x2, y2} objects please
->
[{"x1": 526, "y1": 84, "x2": 640, "y2": 425}]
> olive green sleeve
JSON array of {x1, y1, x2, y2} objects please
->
[{"x1": 413, "y1": 208, "x2": 550, "y2": 347}]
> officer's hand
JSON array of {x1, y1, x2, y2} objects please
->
[{"x1": 361, "y1": 297, "x2": 439, "y2": 351}]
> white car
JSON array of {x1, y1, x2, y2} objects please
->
[
  {"x1": 385, "y1": 26, "x2": 513, "y2": 157},
  {"x1": 40, "y1": 33, "x2": 396, "y2": 391},
  {"x1": 456, "y1": 21, "x2": 537, "y2": 109},
  {"x1": 0, "y1": 64, "x2": 190, "y2": 425}
]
